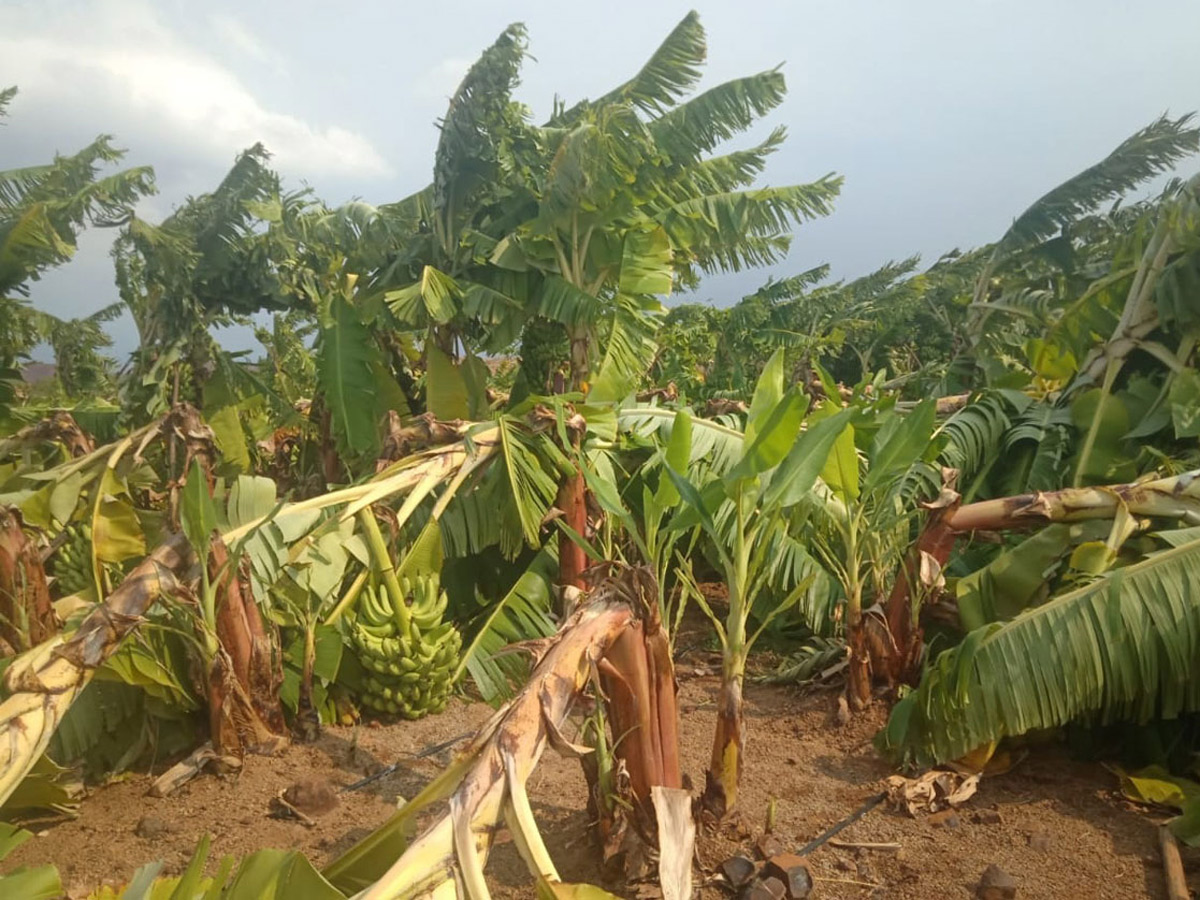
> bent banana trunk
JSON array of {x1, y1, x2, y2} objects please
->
[
  {"x1": 327, "y1": 598, "x2": 634, "y2": 899},
  {"x1": 0, "y1": 535, "x2": 193, "y2": 808}
]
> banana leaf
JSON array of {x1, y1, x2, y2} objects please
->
[{"x1": 881, "y1": 534, "x2": 1200, "y2": 766}]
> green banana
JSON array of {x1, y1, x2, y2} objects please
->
[
  {"x1": 349, "y1": 569, "x2": 462, "y2": 721},
  {"x1": 358, "y1": 583, "x2": 396, "y2": 629},
  {"x1": 52, "y1": 524, "x2": 95, "y2": 596}
]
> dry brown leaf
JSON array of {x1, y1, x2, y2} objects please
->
[{"x1": 885, "y1": 770, "x2": 980, "y2": 816}]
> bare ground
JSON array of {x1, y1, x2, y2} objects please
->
[{"x1": 6, "y1": 672, "x2": 1196, "y2": 899}]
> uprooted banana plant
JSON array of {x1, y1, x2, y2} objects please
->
[{"x1": 323, "y1": 564, "x2": 686, "y2": 899}]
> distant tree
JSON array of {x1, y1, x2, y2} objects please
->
[{"x1": 0, "y1": 86, "x2": 154, "y2": 400}]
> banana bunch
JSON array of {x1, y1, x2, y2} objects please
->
[
  {"x1": 350, "y1": 574, "x2": 461, "y2": 720},
  {"x1": 51, "y1": 523, "x2": 94, "y2": 596}
]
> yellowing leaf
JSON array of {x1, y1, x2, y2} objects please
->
[
  {"x1": 1113, "y1": 764, "x2": 1200, "y2": 811},
  {"x1": 93, "y1": 469, "x2": 146, "y2": 563},
  {"x1": 426, "y1": 346, "x2": 470, "y2": 420}
]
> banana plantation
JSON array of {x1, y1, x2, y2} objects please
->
[{"x1": 3, "y1": 10, "x2": 1200, "y2": 900}]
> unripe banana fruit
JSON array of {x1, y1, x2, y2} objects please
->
[
  {"x1": 51, "y1": 523, "x2": 94, "y2": 596},
  {"x1": 350, "y1": 576, "x2": 460, "y2": 720}
]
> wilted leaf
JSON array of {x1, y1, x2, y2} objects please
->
[
  {"x1": 49, "y1": 472, "x2": 84, "y2": 526},
  {"x1": 426, "y1": 346, "x2": 470, "y2": 421},
  {"x1": 1170, "y1": 798, "x2": 1200, "y2": 847},
  {"x1": 93, "y1": 468, "x2": 146, "y2": 563},
  {"x1": 1112, "y1": 764, "x2": 1200, "y2": 810},
  {"x1": 204, "y1": 366, "x2": 250, "y2": 473}
]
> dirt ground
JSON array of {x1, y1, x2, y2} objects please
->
[{"x1": 7, "y1": 669, "x2": 1197, "y2": 899}]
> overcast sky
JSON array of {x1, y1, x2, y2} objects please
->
[{"x1": 4, "y1": 0, "x2": 1200, "y2": 361}]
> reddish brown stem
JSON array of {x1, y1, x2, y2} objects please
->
[
  {"x1": 881, "y1": 499, "x2": 960, "y2": 685},
  {"x1": 600, "y1": 624, "x2": 661, "y2": 809},
  {"x1": 645, "y1": 626, "x2": 681, "y2": 791},
  {"x1": 0, "y1": 508, "x2": 58, "y2": 655},
  {"x1": 207, "y1": 538, "x2": 287, "y2": 755}
]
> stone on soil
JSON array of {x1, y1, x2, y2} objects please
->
[
  {"x1": 928, "y1": 809, "x2": 961, "y2": 829},
  {"x1": 977, "y1": 863, "x2": 1017, "y2": 899},
  {"x1": 282, "y1": 778, "x2": 339, "y2": 816},
  {"x1": 756, "y1": 833, "x2": 786, "y2": 859},
  {"x1": 134, "y1": 815, "x2": 170, "y2": 839}
]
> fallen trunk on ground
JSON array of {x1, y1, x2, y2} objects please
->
[
  {"x1": 324, "y1": 566, "x2": 683, "y2": 899},
  {"x1": 872, "y1": 469, "x2": 1199, "y2": 692},
  {"x1": 946, "y1": 470, "x2": 1199, "y2": 533}
]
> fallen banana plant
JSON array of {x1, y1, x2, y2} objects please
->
[
  {"x1": 872, "y1": 469, "x2": 1200, "y2": 690},
  {"x1": 324, "y1": 565, "x2": 684, "y2": 899},
  {"x1": 946, "y1": 469, "x2": 1200, "y2": 533},
  {"x1": 0, "y1": 420, "x2": 509, "y2": 810},
  {"x1": 0, "y1": 535, "x2": 193, "y2": 810}
]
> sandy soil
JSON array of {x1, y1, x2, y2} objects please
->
[{"x1": 6, "y1": 671, "x2": 1196, "y2": 899}]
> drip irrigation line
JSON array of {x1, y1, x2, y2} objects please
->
[
  {"x1": 798, "y1": 791, "x2": 888, "y2": 855},
  {"x1": 341, "y1": 730, "x2": 474, "y2": 793}
]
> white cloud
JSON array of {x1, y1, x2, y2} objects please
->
[
  {"x1": 210, "y1": 13, "x2": 289, "y2": 75},
  {"x1": 0, "y1": 0, "x2": 392, "y2": 181}
]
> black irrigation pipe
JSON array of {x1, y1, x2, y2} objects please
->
[
  {"x1": 341, "y1": 730, "x2": 475, "y2": 793},
  {"x1": 797, "y1": 791, "x2": 888, "y2": 855}
]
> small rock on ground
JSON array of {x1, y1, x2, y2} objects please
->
[
  {"x1": 282, "y1": 778, "x2": 339, "y2": 816},
  {"x1": 765, "y1": 852, "x2": 813, "y2": 898},
  {"x1": 756, "y1": 833, "x2": 786, "y2": 859},
  {"x1": 134, "y1": 815, "x2": 171, "y2": 840},
  {"x1": 1027, "y1": 828, "x2": 1051, "y2": 852},
  {"x1": 977, "y1": 863, "x2": 1018, "y2": 900},
  {"x1": 928, "y1": 808, "x2": 961, "y2": 828}
]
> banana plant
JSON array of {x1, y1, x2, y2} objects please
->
[
  {"x1": 0, "y1": 418, "x2": 516, "y2": 809},
  {"x1": 666, "y1": 350, "x2": 851, "y2": 816},
  {"x1": 580, "y1": 408, "x2": 698, "y2": 647},
  {"x1": 802, "y1": 379, "x2": 943, "y2": 707},
  {"x1": 0, "y1": 85, "x2": 154, "y2": 380}
]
